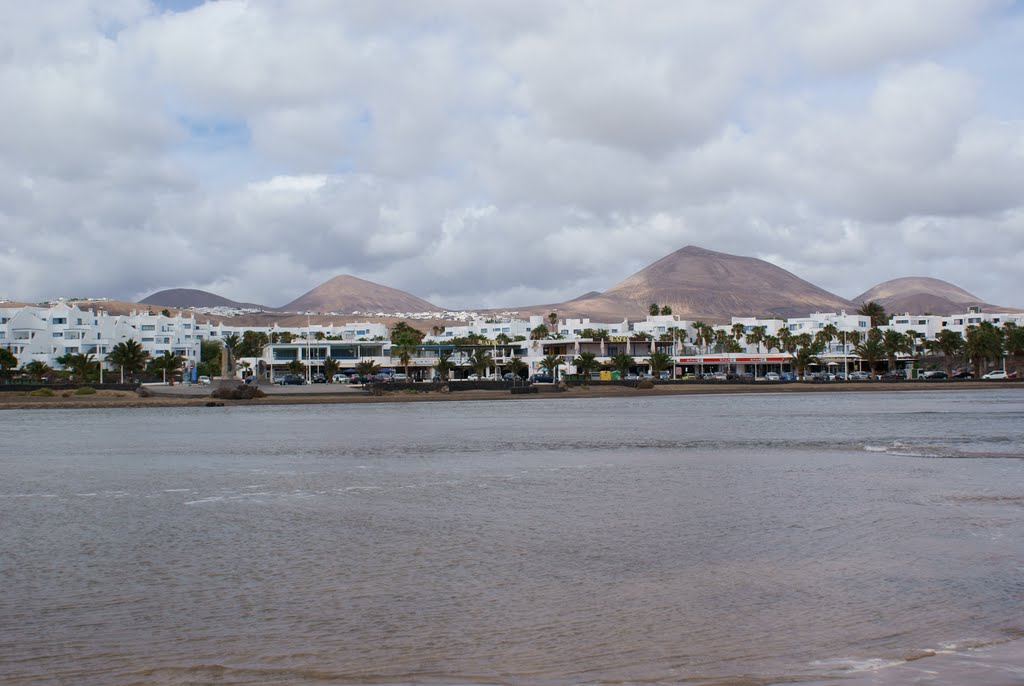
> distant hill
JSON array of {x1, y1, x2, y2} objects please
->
[
  {"x1": 140, "y1": 288, "x2": 270, "y2": 310},
  {"x1": 539, "y1": 245, "x2": 855, "y2": 321},
  {"x1": 280, "y1": 275, "x2": 442, "y2": 313},
  {"x1": 853, "y1": 277, "x2": 1017, "y2": 315}
]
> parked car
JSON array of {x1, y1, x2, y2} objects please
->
[
  {"x1": 880, "y1": 370, "x2": 905, "y2": 381},
  {"x1": 332, "y1": 373, "x2": 349, "y2": 383},
  {"x1": 197, "y1": 375, "x2": 211, "y2": 385},
  {"x1": 273, "y1": 372, "x2": 288, "y2": 384},
  {"x1": 281, "y1": 374, "x2": 305, "y2": 385},
  {"x1": 920, "y1": 370, "x2": 948, "y2": 379},
  {"x1": 982, "y1": 369, "x2": 1009, "y2": 380},
  {"x1": 780, "y1": 372, "x2": 798, "y2": 381},
  {"x1": 624, "y1": 373, "x2": 640, "y2": 381},
  {"x1": 834, "y1": 372, "x2": 847, "y2": 381},
  {"x1": 710, "y1": 372, "x2": 728, "y2": 381},
  {"x1": 311, "y1": 373, "x2": 327, "y2": 383},
  {"x1": 659, "y1": 371, "x2": 671, "y2": 380},
  {"x1": 849, "y1": 371, "x2": 871, "y2": 380},
  {"x1": 391, "y1": 373, "x2": 408, "y2": 381},
  {"x1": 764, "y1": 372, "x2": 780, "y2": 381},
  {"x1": 952, "y1": 370, "x2": 975, "y2": 379},
  {"x1": 531, "y1": 374, "x2": 554, "y2": 383}
]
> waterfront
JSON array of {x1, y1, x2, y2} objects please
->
[{"x1": 2, "y1": 390, "x2": 1023, "y2": 685}]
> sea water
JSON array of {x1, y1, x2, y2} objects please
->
[{"x1": 1, "y1": 389, "x2": 1023, "y2": 685}]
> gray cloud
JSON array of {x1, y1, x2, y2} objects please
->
[{"x1": 1, "y1": 0, "x2": 1022, "y2": 310}]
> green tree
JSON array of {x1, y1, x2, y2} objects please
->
[
  {"x1": 237, "y1": 330, "x2": 269, "y2": 358},
  {"x1": 731, "y1": 323, "x2": 745, "y2": 343},
  {"x1": 505, "y1": 357, "x2": 528, "y2": 380},
  {"x1": 323, "y1": 357, "x2": 340, "y2": 382},
  {"x1": 648, "y1": 350, "x2": 672, "y2": 378},
  {"x1": 649, "y1": 303, "x2": 660, "y2": 316},
  {"x1": 547, "y1": 311, "x2": 558, "y2": 331},
  {"x1": 792, "y1": 339, "x2": 824, "y2": 379},
  {"x1": 468, "y1": 349, "x2": 494, "y2": 378},
  {"x1": 609, "y1": 352, "x2": 635, "y2": 380},
  {"x1": 530, "y1": 324, "x2": 549, "y2": 340},
  {"x1": 926, "y1": 330, "x2": 964, "y2": 376},
  {"x1": 881, "y1": 329, "x2": 912, "y2": 375},
  {"x1": 354, "y1": 359, "x2": 381, "y2": 381},
  {"x1": 1003, "y1": 323, "x2": 1024, "y2": 374},
  {"x1": 278, "y1": 331, "x2": 294, "y2": 344},
  {"x1": 63, "y1": 352, "x2": 97, "y2": 382},
  {"x1": 23, "y1": 360, "x2": 52, "y2": 382},
  {"x1": 286, "y1": 359, "x2": 306, "y2": 375},
  {"x1": 221, "y1": 333, "x2": 241, "y2": 373},
  {"x1": 495, "y1": 333, "x2": 511, "y2": 345},
  {"x1": 689, "y1": 321, "x2": 708, "y2": 352},
  {"x1": 198, "y1": 340, "x2": 223, "y2": 378},
  {"x1": 660, "y1": 305, "x2": 672, "y2": 315},
  {"x1": 854, "y1": 330, "x2": 885, "y2": 380},
  {"x1": 390, "y1": 322, "x2": 425, "y2": 346},
  {"x1": 149, "y1": 350, "x2": 184, "y2": 384},
  {"x1": 108, "y1": 339, "x2": 150, "y2": 382},
  {"x1": 572, "y1": 351, "x2": 599, "y2": 383},
  {"x1": 0, "y1": 348, "x2": 19, "y2": 380},
  {"x1": 434, "y1": 350, "x2": 454, "y2": 381},
  {"x1": 815, "y1": 324, "x2": 839, "y2": 352},
  {"x1": 964, "y1": 322, "x2": 1003, "y2": 377},
  {"x1": 858, "y1": 301, "x2": 888, "y2": 327},
  {"x1": 540, "y1": 354, "x2": 562, "y2": 380},
  {"x1": 745, "y1": 325, "x2": 767, "y2": 353},
  {"x1": 393, "y1": 345, "x2": 416, "y2": 379}
]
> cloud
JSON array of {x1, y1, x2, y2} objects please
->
[{"x1": 1, "y1": 0, "x2": 1022, "y2": 311}]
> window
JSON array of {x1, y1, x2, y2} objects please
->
[
  {"x1": 52, "y1": 317, "x2": 66, "y2": 324},
  {"x1": 52, "y1": 332, "x2": 63, "y2": 338},
  {"x1": 141, "y1": 325, "x2": 155, "y2": 331}
]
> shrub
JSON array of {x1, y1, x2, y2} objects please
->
[
  {"x1": 210, "y1": 384, "x2": 265, "y2": 400},
  {"x1": 136, "y1": 386, "x2": 153, "y2": 398},
  {"x1": 74, "y1": 387, "x2": 97, "y2": 395},
  {"x1": 636, "y1": 379, "x2": 655, "y2": 390},
  {"x1": 29, "y1": 388, "x2": 55, "y2": 397}
]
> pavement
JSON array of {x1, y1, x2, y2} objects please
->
[{"x1": 145, "y1": 381, "x2": 366, "y2": 396}]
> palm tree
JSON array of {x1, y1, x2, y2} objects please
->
[
  {"x1": 505, "y1": 357, "x2": 528, "y2": 381},
  {"x1": 713, "y1": 329, "x2": 731, "y2": 353},
  {"x1": 763, "y1": 334, "x2": 779, "y2": 354},
  {"x1": 150, "y1": 350, "x2": 184, "y2": 385},
  {"x1": 221, "y1": 333, "x2": 241, "y2": 374},
  {"x1": 323, "y1": 357, "x2": 340, "y2": 382},
  {"x1": 572, "y1": 351, "x2": 599, "y2": 384},
  {"x1": 286, "y1": 359, "x2": 306, "y2": 375},
  {"x1": 468, "y1": 349, "x2": 494, "y2": 378},
  {"x1": 434, "y1": 350, "x2": 454, "y2": 381},
  {"x1": 777, "y1": 328, "x2": 796, "y2": 355},
  {"x1": 881, "y1": 329, "x2": 912, "y2": 375},
  {"x1": 815, "y1": 324, "x2": 838, "y2": 353},
  {"x1": 0, "y1": 348, "x2": 17, "y2": 380},
  {"x1": 854, "y1": 333, "x2": 885, "y2": 381},
  {"x1": 731, "y1": 323, "x2": 745, "y2": 344},
  {"x1": 649, "y1": 303, "x2": 660, "y2": 316},
  {"x1": 540, "y1": 354, "x2": 562, "y2": 381},
  {"x1": 108, "y1": 338, "x2": 149, "y2": 382},
  {"x1": 23, "y1": 360, "x2": 52, "y2": 382},
  {"x1": 792, "y1": 340, "x2": 824, "y2": 380},
  {"x1": 648, "y1": 350, "x2": 672, "y2": 379},
  {"x1": 609, "y1": 352, "x2": 635, "y2": 380},
  {"x1": 354, "y1": 359, "x2": 381, "y2": 382},
  {"x1": 393, "y1": 345, "x2": 416, "y2": 380},
  {"x1": 926, "y1": 329, "x2": 964, "y2": 376},
  {"x1": 689, "y1": 321, "x2": 707, "y2": 353},
  {"x1": 63, "y1": 352, "x2": 97, "y2": 382},
  {"x1": 530, "y1": 324, "x2": 549, "y2": 340},
  {"x1": 1003, "y1": 323, "x2": 1024, "y2": 374},
  {"x1": 964, "y1": 322, "x2": 1003, "y2": 377},
  {"x1": 858, "y1": 301, "x2": 888, "y2": 327},
  {"x1": 547, "y1": 311, "x2": 559, "y2": 332}
]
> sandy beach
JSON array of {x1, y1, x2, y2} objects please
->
[{"x1": 0, "y1": 380, "x2": 1019, "y2": 410}]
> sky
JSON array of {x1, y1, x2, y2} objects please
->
[{"x1": 2, "y1": 0, "x2": 1022, "y2": 309}]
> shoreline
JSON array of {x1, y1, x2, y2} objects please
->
[{"x1": 0, "y1": 380, "x2": 1020, "y2": 410}]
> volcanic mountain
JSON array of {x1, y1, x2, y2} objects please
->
[
  {"x1": 853, "y1": 277, "x2": 1015, "y2": 315},
  {"x1": 140, "y1": 288, "x2": 271, "y2": 310},
  {"x1": 279, "y1": 275, "x2": 442, "y2": 313},
  {"x1": 546, "y1": 245, "x2": 855, "y2": 321}
]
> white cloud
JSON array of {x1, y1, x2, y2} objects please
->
[{"x1": 1, "y1": 0, "x2": 1022, "y2": 310}]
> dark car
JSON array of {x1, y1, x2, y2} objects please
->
[
  {"x1": 281, "y1": 374, "x2": 305, "y2": 385},
  {"x1": 920, "y1": 370, "x2": 948, "y2": 379},
  {"x1": 953, "y1": 370, "x2": 974, "y2": 379},
  {"x1": 531, "y1": 374, "x2": 554, "y2": 383},
  {"x1": 311, "y1": 373, "x2": 327, "y2": 383}
]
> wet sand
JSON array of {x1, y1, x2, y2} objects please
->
[{"x1": 0, "y1": 380, "x2": 1019, "y2": 410}]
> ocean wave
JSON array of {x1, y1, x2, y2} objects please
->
[{"x1": 862, "y1": 441, "x2": 1023, "y2": 459}]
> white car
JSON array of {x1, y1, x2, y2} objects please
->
[
  {"x1": 982, "y1": 369, "x2": 1009, "y2": 380},
  {"x1": 197, "y1": 376, "x2": 211, "y2": 385},
  {"x1": 764, "y1": 372, "x2": 780, "y2": 381}
]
